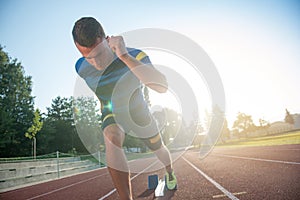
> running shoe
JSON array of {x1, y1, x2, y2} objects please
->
[{"x1": 165, "y1": 171, "x2": 177, "y2": 190}]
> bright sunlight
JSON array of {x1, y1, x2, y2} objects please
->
[{"x1": 145, "y1": 49, "x2": 212, "y2": 123}]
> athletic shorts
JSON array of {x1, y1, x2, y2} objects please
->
[{"x1": 100, "y1": 100, "x2": 163, "y2": 150}]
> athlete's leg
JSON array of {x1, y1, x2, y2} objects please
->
[
  {"x1": 143, "y1": 134, "x2": 177, "y2": 189},
  {"x1": 154, "y1": 144, "x2": 177, "y2": 189},
  {"x1": 142, "y1": 134, "x2": 173, "y2": 171},
  {"x1": 103, "y1": 124, "x2": 132, "y2": 200},
  {"x1": 153, "y1": 144, "x2": 173, "y2": 173}
]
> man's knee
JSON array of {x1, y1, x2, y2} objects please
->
[{"x1": 103, "y1": 124, "x2": 125, "y2": 147}]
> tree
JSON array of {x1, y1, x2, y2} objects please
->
[
  {"x1": 203, "y1": 105, "x2": 227, "y2": 145},
  {"x1": 36, "y1": 115, "x2": 56, "y2": 154},
  {"x1": 47, "y1": 97, "x2": 78, "y2": 153},
  {"x1": 284, "y1": 109, "x2": 294, "y2": 125},
  {"x1": 73, "y1": 96, "x2": 102, "y2": 153},
  {"x1": 189, "y1": 116, "x2": 204, "y2": 148},
  {"x1": 219, "y1": 119, "x2": 230, "y2": 143},
  {"x1": 259, "y1": 118, "x2": 269, "y2": 127},
  {"x1": 36, "y1": 97, "x2": 75, "y2": 154},
  {"x1": 232, "y1": 112, "x2": 255, "y2": 138},
  {"x1": 258, "y1": 118, "x2": 270, "y2": 134},
  {"x1": 0, "y1": 46, "x2": 34, "y2": 157},
  {"x1": 153, "y1": 108, "x2": 182, "y2": 146},
  {"x1": 25, "y1": 109, "x2": 43, "y2": 159}
]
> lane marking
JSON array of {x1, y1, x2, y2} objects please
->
[
  {"x1": 215, "y1": 154, "x2": 300, "y2": 165},
  {"x1": 182, "y1": 157, "x2": 239, "y2": 200},
  {"x1": 213, "y1": 191, "x2": 247, "y2": 199},
  {"x1": 26, "y1": 172, "x2": 109, "y2": 200},
  {"x1": 98, "y1": 160, "x2": 159, "y2": 200},
  {"x1": 98, "y1": 188, "x2": 117, "y2": 200}
]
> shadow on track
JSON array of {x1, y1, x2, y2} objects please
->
[{"x1": 137, "y1": 189, "x2": 176, "y2": 199}]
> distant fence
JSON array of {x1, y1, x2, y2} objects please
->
[
  {"x1": 0, "y1": 151, "x2": 106, "y2": 176},
  {"x1": 0, "y1": 151, "x2": 106, "y2": 191},
  {"x1": 0, "y1": 151, "x2": 105, "y2": 164}
]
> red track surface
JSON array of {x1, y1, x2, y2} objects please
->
[{"x1": 1, "y1": 144, "x2": 300, "y2": 200}]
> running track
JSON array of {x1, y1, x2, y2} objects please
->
[{"x1": 1, "y1": 144, "x2": 300, "y2": 199}]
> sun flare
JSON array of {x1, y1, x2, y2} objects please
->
[{"x1": 145, "y1": 49, "x2": 212, "y2": 123}]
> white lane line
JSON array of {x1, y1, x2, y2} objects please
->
[
  {"x1": 26, "y1": 172, "x2": 109, "y2": 200},
  {"x1": 98, "y1": 188, "x2": 117, "y2": 200},
  {"x1": 213, "y1": 191, "x2": 247, "y2": 199},
  {"x1": 98, "y1": 160, "x2": 159, "y2": 200},
  {"x1": 215, "y1": 154, "x2": 300, "y2": 165},
  {"x1": 182, "y1": 157, "x2": 239, "y2": 200}
]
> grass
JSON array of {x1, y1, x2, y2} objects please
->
[{"x1": 217, "y1": 130, "x2": 300, "y2": 148}]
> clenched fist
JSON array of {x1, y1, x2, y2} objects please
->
[{"x1": 106, "y1": 36, "x2": 129, "y2": 59}]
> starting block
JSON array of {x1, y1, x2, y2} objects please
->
[
  {"x1": 148, "y1": 174, "x2": 158, "y2": 189},
  {"x1": 155, "y1": 178, "x2": 166, "y2": 197},
  {"x1": 148, "y1": 174, "x2": 166, "y2": 197}
]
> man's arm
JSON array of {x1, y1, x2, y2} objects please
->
[
  {"x1": 107, "y1": 36, "x2": 168, "y2": 93},
  {"x1": 119, "y1": 53, "x2": 168, "y2": 93}
]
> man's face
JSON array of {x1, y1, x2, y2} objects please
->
[{"x1": 75, "y1": 37, "x2": 113, "y2": 69}]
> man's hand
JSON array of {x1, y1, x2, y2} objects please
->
[{"x1": 107, "y1": 36, "x2": 129, "y2": 59}]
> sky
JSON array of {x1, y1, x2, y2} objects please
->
[{"x1": 1, "y1": 0, "x2": 299, "y2": 127}]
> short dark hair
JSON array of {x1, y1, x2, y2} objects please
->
[{"x1": 72, "y1": 17, "x2": 105, "y2": 47}]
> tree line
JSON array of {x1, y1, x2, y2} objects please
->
[{"x1": 219, "y1": 108, "x2": 296, "y2": 143}]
